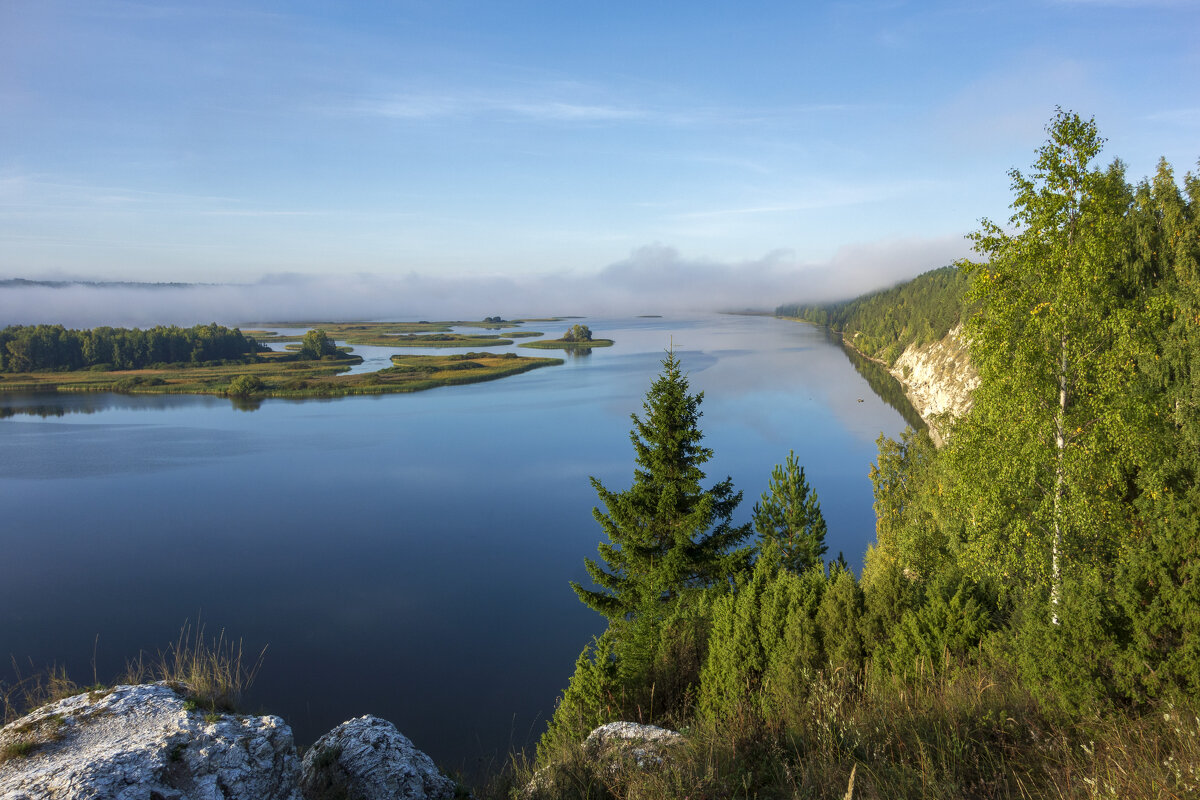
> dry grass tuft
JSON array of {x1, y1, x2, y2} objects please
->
[
  {"x1": 2, "y1": 660, "x2": 92, "y2": 726},
  {"x1": 123, "y1": 620, "x2": 267, "y2": 712}
]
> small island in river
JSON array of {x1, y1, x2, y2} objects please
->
[{"x1": 518, "y1": 323, "x2": 613, "y2": 350}]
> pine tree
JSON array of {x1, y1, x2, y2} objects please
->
[
  {"x1": 753, "y1": 450, "x2": 827, "y2": 573},
  {"x1": 572, "y1": 350, "x2": 752, "y2": 624}
]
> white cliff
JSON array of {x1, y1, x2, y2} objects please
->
[{"x1": 885, "y1": 324, "x2": 979, "y2": 444}]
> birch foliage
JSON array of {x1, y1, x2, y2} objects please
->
[{"x1": 952, "y1": 110, "x2": 1143, "y2": 619}]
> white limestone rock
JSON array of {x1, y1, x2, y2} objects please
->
[
  {"x1": 0, "y1": 682, "x2": 300, "y2": 800},
  {"x1": 298, "y1": 715, "x2": 457, "y2": 800},
  {"x1": 522, "y1": 721, "x2": 685, "y2": 798},
  {"x1": 889, "y1": 324, "x2": 980, "y2": 444},
  {"x1": 583, "y1": 721, "x2": 684, "y2": 769}
]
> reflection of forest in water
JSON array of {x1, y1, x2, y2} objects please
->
[
  {"x1": 1, "y1": 401, "x2": 99, "y2": 419},
  {"x1": 823, "y1": 330, "x2": 926, "y2": 432}
]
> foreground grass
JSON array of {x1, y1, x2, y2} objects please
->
[
  {"x1": 6, "y1": 639, "x2": 1196, "y2": 797},
  {"x1": 0, "y1": 351, "x2": 561, "y2": 400},
  {"x1": 3, "y1": 622, "x2": 264, "y2": 727},
  {"x1": 504, "y1": 662, "x2": 1200, "y2": 800}
]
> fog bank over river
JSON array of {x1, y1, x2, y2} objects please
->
[{"x1": 1, "y1": 239, "x2": 965, "y2": 328}]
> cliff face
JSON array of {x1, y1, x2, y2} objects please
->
[{"x1": 879, "y1": 324, "x2": 979, "y2": 445}]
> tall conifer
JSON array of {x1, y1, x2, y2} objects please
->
[{"x1": 571, "y1": 350, "x2": 752, "y2": 623}]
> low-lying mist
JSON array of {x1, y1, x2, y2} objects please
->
[{"x1": 1, "y1": 238, "x2": 967, "y2": 328}]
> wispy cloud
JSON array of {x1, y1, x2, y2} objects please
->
[
  {"x1": 346, "y1": 86, "x2": 875, "y2": 129},
  {"x1": 669, "y1": 179, "x2": 944, "y2": 221},
  {"x1": 0, "y1": 175, "x2": 239, "y2": 210},
  {"x1": 0, "y1": 174, "x2": 323, "y2": 218},
  {"x1": 1143, "y1": 108, "x2": 1200, "y2": 126},
  {"x1": 351, "y1": 92, "x2": 650, "y2": 123}
]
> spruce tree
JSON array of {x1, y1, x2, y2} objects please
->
[
  {"x1": 753, "y1": 450, "x2": 827, "y2": 573},
  {"x1": 572, "y1": 349, "x2": 752, "y2": 625}
]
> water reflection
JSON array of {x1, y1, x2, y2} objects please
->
[
  {"x1": 837, "y1": 339, "x2": 926, "y2": 432},
  {"x1": 0, "y1": 391, "x2": 227, "y2": 418},
  {"x1": 229, "y1": 396, "x2": 263, "y2": 412},
  {"x1": 1, "y1": 401, "x2": 99, "y2": 419}
]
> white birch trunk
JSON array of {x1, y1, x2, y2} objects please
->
[{"x1": 1051, "y1": 332, "x2": 1067, "y2": 626}]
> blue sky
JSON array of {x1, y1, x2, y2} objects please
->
[{"x1": 1, "y1": 0, "x2": 1198, "y2": 313}]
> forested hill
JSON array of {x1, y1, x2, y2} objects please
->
[{"x1": 776, "y1": 265, "x2": 970, "y2": 364}]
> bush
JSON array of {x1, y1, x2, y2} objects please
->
[
  {"x1": 226, "y1": 375, "x2": 265, "y2": 397},
  {"x1": 881, "y1": 566, "x2": 996, "y2": 677}
]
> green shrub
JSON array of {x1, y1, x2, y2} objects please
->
[
  {"x1": 226, "y1": 374, "x2": 265, "y2": 397},
  {"x1": 538, "y1": 635, "x2": 621, "y2": 759},
  {"x1": 882, "y1": 566, "x2": 995, "y2": 677},
  {"x1": 818, "y1": 567, "x2": 865, "y2": 674}
]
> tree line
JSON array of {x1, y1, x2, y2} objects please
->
[
  {"x1": 778, "y1": 264, "x2": 971, "y2": 364},
  {"x1": 0, "y1": 323, "x2": 266, "y2": 373}
]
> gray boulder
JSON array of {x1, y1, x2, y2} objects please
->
[
  {"x1": 0, "y1": 682, "x2": 300, "y2": 800},
  {"x1": 582, "y1": 721, "x2": 684, "y2": 769},
  {"x1": 298, "y1": 715, "x2": 457, "y2": 800}
]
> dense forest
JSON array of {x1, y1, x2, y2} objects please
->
[
  {"x1": 519, "y1": 111, "x2": 1200, "y2": 799},
  {"x1": 0, "y1": 323, "x2": 265, "y2": 373},
  {"x1": 777, "y1": 265, "x2": 971, "y2": 364}
]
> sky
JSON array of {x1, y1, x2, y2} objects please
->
[{"x1": 1, "y1": 0, "x2": 1199, "y2": 320}]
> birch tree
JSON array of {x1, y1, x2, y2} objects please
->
[{"x1": 952, "y1": 109, "x2": 1141, "y2": 624}]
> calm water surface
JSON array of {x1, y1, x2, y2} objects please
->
[{"x1": 0, "y1": 314, "x2": 913, "y2": 772}]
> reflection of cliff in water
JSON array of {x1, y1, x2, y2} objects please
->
[{"x1": 826, "y1": 332, "x2": 926, "y2": 432}]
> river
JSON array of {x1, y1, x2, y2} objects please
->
[{"x1": 0, "y1": 313, "x2": 914, "y2": 773}]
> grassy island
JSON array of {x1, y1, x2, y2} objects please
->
[
  {"x1": 370, "y1": 333, "x2": 514, "y2": 347},
  {"x1": 245, "y1": 321, "x2": 563, "y2": 348},
  {"x1": 0, "y1": 350, "x2": 560, "y2": 400},
  {"x1": 518, "y1": 338, "x2": 612, "y2": 350},
  {"x1": 518, "y1": 323, "x2": 612, "y2": 350}
]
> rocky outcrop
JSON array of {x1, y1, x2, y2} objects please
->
[
  {"x1": 582, "y1": 722, "x2": 683, "y2": 769},
  {"x1": 886, "y1": 324, "x2": 979, "y2": 444},
  {"x1": 522, "y1": 721, "x2": 684, "y2": 798},
  {"x1": 0, "y1": 683, "x2": 300, "y2": 800},
  {"x1": 0, "y1": 687, "x2": 460, "y2": 800},
  {"x1": 299, "y1": 715, "x2": 458, "y2": 800}
]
